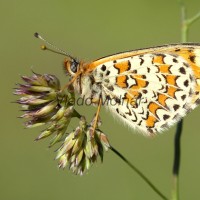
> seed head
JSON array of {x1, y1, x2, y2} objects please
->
[
  {"x1": 14, "y1": 72, "x2": 110, "y2": 175},
  {"x1": 14, "y1": 72, "x2": 74, "y2": 145},
  {"x1": 56, "y1": 116, "x2": 110, "y2": 175}
]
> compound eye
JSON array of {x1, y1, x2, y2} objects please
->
[
  {"x1": 64, "y1": 59, "x2": 79, "y2": 76},
  {"x1": 70, "y1": 62, "x2": 78, "y2": 73}
]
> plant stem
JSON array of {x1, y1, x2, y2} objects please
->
[
  {"x1": 172, "y1": 2, "x2": 186, "y2": 199},
  {"x1": 172, "y1": 120, "x2": 183, "y2": 200},
  {"x1": 110, "y1": 146, "x2": 169, "y2": 200},
  {"x1": 180, "y1": 3, "x2": 187, "y2": 43},
  {"x1": 172, "y1": 2, "x2": 200, "y2": 200}
]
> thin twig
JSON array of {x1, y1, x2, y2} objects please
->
[
  {"x1": 172, "y1": 1, "x2": 200, "y2": 200},
  {"x1": 186, "y1": 11, "x2": 200, "y2": 26},
  {"x1": 180, "y1": 3, "x2": 187, "y2": 43},
  {"x1": 172, "y1": 120, "x2": 183, "y2": 200},
  {"x1": 173, "y1": 122, "x2": 183, "y2": 175},
  {"x1": 110, "y1": 146, "x2": 169, "y2": 200},
  {"x1": 172, "y1": 2, "x2": 186, "y2": 199}
]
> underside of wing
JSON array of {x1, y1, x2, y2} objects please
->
[
  {"x1": 87, "y1": 43, "x2": 200, "y2": 70},
  {"x1": 91, "y1": 47, "x2": 200, "y2": 135}
]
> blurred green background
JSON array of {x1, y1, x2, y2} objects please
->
[{"x1": 1, "y1": 0, "x2": 200, "y2": 199}]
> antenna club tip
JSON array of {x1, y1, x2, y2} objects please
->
[
  {"x1": 34, "y1": 32, "x2": 39, "y2": 38},
  {"x1": 41, "y1": 45, "x2": 47, "y2": 50}
]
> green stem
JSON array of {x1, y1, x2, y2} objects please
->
[
  {"x1": 181, "y1": 4, "x2": 187, "y2": 43},
  {"x1": 172, "y1": 1, "x2": 200, "y2": 200},
  {"x1": 110, "y1": 146, "x2": 169, "y2": 200},
  {"x1": 186, "y1": 11, "x2": 200, "y2": 27},
  {"x1": 172, "y1": 120, "x2": 183, "y2": 200},
  {"x1": 172, "y1": 2, "x2": 186, "y2": 200}
]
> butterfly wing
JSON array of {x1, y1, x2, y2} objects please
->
[{"x1": 89, "y1": 44, "x2": 200, "y2": 135}]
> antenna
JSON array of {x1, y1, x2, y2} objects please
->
[{"x1": 34, "y1": 32, "x2": 75, "y2": 60}]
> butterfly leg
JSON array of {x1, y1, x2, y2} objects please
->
[
  {"x1": 61, "y1": 70, "x2": 82, "y2": 92},
  {"x1": 90, "y1": 98, "x2": 102, "y2": 137}
]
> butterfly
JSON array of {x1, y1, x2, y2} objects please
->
[
  {"x1": 63, "y1": 43, "x2": 200, "y2": 135},
  {"x1": 35, "y1": 33, "x2": 200, "y2": 135}
]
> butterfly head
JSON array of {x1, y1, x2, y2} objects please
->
[
  {"x1": 64, "y1": 58, "x2": 80, "y2": 77},
  {"x1": 63, "y1": 58, "x2": 84, "y2": 93}
]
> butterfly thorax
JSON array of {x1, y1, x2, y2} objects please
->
[{"x1": 64, "y1": 59, "x2": 103, "y2": 104}]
